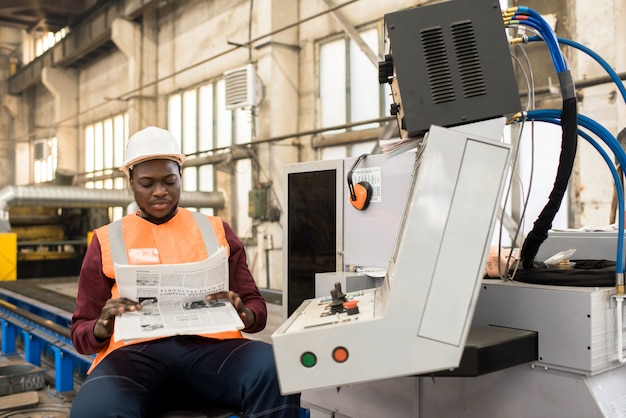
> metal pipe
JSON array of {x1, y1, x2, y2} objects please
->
[
  {"x1": 518, "y1": 72, "x2": 626, "y2": 99},
  {"x1": 615, "y1": 296, "x2": 626, "y2": 364},
  {"x1": 0, "y1": 185, "x2": 226, "y2": 232},
  {"x1": 75, "y1": 118, "x2": 395, "y2": 182},
  {"x1": 0, "y1": 185, "x2": 225, "y2": 211}
]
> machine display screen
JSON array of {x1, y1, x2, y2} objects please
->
[{"x1": 286, "y1": 169, "x2": 337, "y2": 316}]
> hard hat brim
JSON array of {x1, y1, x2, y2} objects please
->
[{"x1": 122, "y1": 154, "x2": 186, "y2": 177}]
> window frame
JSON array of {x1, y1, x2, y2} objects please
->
[
  {"x1": 84, "y1": 113, "x2": 129, "y2": 221},
  {"x1": 316, "y1": 21, "x2": 390, "y2": 160},
  {"x1": 167, "y1": 78, "x2": 254, "y2": 237}
]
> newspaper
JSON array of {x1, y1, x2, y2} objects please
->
[{"x1": 113, "y1": 246, "x2": 244, "y2": 342}]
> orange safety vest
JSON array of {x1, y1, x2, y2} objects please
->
[{"x1": 88, "y1": 208, "x2": 242, "y2": 373}]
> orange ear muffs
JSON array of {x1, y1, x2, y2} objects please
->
[
  {"x1": 347, "y1": 154, "x2": 373, "y2": 210},
  {"x1": 350, "y1": 181, "x2": 373, "y2": 210}
]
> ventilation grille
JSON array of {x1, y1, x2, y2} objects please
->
[
  {"x1": 224, "y1": 64, "x2": 257, "y2": 110},
  {"x1": 421, "y1": 27, "x2": 455, "y2": 104},
  {"x1": 34, "y1": 140, "x2": 49, "y2": 160},
  {"x1": 451, "y1": 20, "x2": 486, "y2": 98}
]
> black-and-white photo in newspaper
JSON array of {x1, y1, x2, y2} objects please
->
[{"x1": 113, "y1": 247, "x2": 244, "y2": 342}]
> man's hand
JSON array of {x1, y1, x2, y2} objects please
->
[
  {"x1": 94, "y1": 298, "x2": 142, "y2": 340},
  {"x1": 207, "y1": 291, "x2": 256, "y2": 329}
]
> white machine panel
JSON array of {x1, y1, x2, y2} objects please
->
[
  {"x1": 535, "y1": 230, "x2": 620, "y2": 262},
  {"x1": 279, "y1": 289, "x2": 377, "y2": 333},
  {"x1": 472, "y1": 279, "x2": 623, "y2": 375},
  {"x1": 343, "y1": 151, "x2": 415, "y2": 269},
  {"x1": 418, "y1": 140, "x2": 510, "y2": 345},
  {"x1": 273, "y1": 122, "x2": 511, "y2": 394}
]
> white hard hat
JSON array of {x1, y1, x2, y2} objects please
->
[{"x1": 122, "y1": 126, "x2": 186, "y2": 177}]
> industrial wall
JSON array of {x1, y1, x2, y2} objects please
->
[
  {"x1": 0, "y1": 0, "x2": 624, "y2": 289},
  {"x1": 569, "y1": 0, "x2": 626, "y2": 226}
]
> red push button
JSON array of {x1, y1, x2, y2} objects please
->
[
  {"x1": 343, "y1": 300, "x2": 359, "y2": 315},
  {"x1": 343, "y1": 300, "x2": 358, "y2": 309},
  {"x1": 332, "y1": 346, "x2": 349, "y2": 363}
]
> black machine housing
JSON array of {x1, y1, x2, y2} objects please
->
[{"x1": 380, "y1": 0, "x2": 522, "y2": 138}]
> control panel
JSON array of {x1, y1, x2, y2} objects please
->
[
  {"x1": 273, "y1": 123, "x2": 512, "y2": 394},
  {"x1": 280, "y1": 283, "x2": 376, "y2": 334},
  {"x1": 280, "y1": 283, "x2": 378, "y2": 371}
]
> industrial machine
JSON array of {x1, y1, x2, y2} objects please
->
[
  {"x1": 273, "y1": 0, "x2": 626, "y2": 416},
  {"x1": 0, "y1": 186, "x2": 111, "y2": 279},
  {"x1": 274, "y1": 120, "x2": 512, "y2": 393}
]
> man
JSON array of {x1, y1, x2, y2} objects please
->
[{"x1": 70, "y1": 126, "x2": 300, "y2": 417}]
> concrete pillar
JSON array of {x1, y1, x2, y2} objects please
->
[
  {"x1": 0, "y1": 27, "x2": 22, "y2": 186},
  {"x1": 41, "y1": 67, "x2": 79, "y2": 176},
  {"x1": 254, "y1": 0, "x2": 300, "y2": 289},
  {"x1": 0, "y1": 95, "x2": 19, "y2": 185},
  {"x1": 112, "y1": 14, "x2": 157, "y2": 134},
  {"x1": 570, "y1": 0, "x2": 621, "y2": 226}
]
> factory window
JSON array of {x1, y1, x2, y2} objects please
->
[
  {"x1": 318, "y1": 24, "x2": 390, "y2": 134},
  {"x1": 317, "y1": 23, "x2": 390, "y2": 160},
  {"x1": 33, "y1": 137, "x2": 57, "y2": 183},
  {"x1": 84, "y1": 113, "x2": 129, "y2": 220},
  {"x1": 34, "y1": 28, "x2": 68, "y2": 58},
  {"x1": 167, "y1": 79, "x2": 253, "y2": 237}
]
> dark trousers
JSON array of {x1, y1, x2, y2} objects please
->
[{"x1": 70, "y1": 336, "x2": 301, "y2": 418}]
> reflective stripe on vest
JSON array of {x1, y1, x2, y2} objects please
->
[{"x1": 107, "y1": 211, "x2": 220, "y2": 264}]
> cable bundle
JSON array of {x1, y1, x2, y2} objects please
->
[
  {"x1": 504, "y1": 8, "x2": 626, "y2": 291},
  {"x1": 503, "y1": 6, "x2": 578, "y2": 269},
  {"x1": 503, "y1": 7, "x2": 567, "y2": 74},
  {"x1": 512, "y1": 110, "x2": 625, "y2": 280}
]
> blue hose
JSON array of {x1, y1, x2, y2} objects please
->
[
  {"x1": 528, "y1": 115, "x2": 624, "y2": 272},
  {"x1": 523, "y1": 110, "x2": 626, "y2": 272}
]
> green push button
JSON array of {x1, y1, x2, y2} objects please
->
[{"x1": 301, "y1": 351, "x2": 317, "y2": 368}]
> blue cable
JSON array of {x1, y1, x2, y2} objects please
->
[
  {"x1": 525, "y1": 35, "x2": 626, "y2": 103},
  {"x1": 523, "y1": 109, "x2": 626, "y2": 272},
  {"x1": 530, "y1": 110, "x2": 625, "y2": 169},
  {"x1": 510, "y1": 16, "x2": 563, "y2": 72},
  {"x1": 558, "y1": 37, "x2": 626, "y2": 104},
  {"x1": 528, "y1": 116, "x2": 625, "y2": 272},
  {"x1": 516, "y1": 24, "x2": 626, "y2": 273},
  {"x1": 507, "y1": 21, "x2": 563, "y2": 74},
  {"x1": 517, "y1": 7, "x2": 567, "y2": 72}
]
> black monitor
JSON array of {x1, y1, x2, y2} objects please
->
[{"x1": 283, "y1": 160, "x2": 343, "y2": 317}]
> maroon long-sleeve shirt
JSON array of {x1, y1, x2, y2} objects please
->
[{"x1": 70, "y1": 218, "x2": 267, "y2": 355}]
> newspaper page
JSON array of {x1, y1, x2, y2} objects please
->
[{"x1": 113, "y1": 246, "x2": 244, "y2": 342}]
